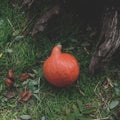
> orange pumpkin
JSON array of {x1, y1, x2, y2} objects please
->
[{"x1": 43, "y1": 45, "x2": 80, "y2": 87}]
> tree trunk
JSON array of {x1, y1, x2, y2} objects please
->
[{"x1": 89, "y1": 7, "x2": 120, "y2": 75}]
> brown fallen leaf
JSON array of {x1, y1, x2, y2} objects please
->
[
  {"x1": 8, "y1": 69, "x2": 15, "y2": 80},
  {"x1": 20, "y1": 91, "x2": 32, "y2": 102},
  {"x1": 5, "y1": 78, "x2": 14, "y2": 88},
  {"x1": 4, "y1": 91, "x2": 16, "y2": 99},
  {"x1": 19, "y1": 73, "x2": 30, "y2": 82}
]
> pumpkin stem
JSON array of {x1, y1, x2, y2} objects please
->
[{"x1": 51, "y1": 45, "x2": 62, "y2": 56}]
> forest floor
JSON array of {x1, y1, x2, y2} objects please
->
[{"x1": 0, "y1": 1, "x2": 120, "y2": 120}]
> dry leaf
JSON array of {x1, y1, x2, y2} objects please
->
[
  {"x1": 5, "y1": 78, "x2": 14, "y2": 88},
  {"x1": 20, "y1": 91, "x2": 32, "y2": 102},
  {"x1": 8, "y1": 69, "x2": 15, "y2": 80},
  {"x1": 4, "y1": 91, "x2": 16, "y2": 99},
  {"x1": 19, "y1": 73, "x2": 30, "y2": 82}
]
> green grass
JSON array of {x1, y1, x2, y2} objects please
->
[{"x1": 0, "y1": 1, "x2": 120, "y2": 120}]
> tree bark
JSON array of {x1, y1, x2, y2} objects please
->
[{"x1": 89, "y1": 7, "x2": 120, "y2": 75}]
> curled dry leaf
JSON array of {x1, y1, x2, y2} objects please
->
[
  {"x1": 19, "y1": 73, "x2": 30, "y2": 82},
  {"x1": 8, "y1": 69, "x2": 15, "y2": 80},
  {"x1": 5, "y1": 78, "x2": 14, "y2": 88},
  {"x1": 20, "y1": 91, "x2": 32, "y2": 102}
]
